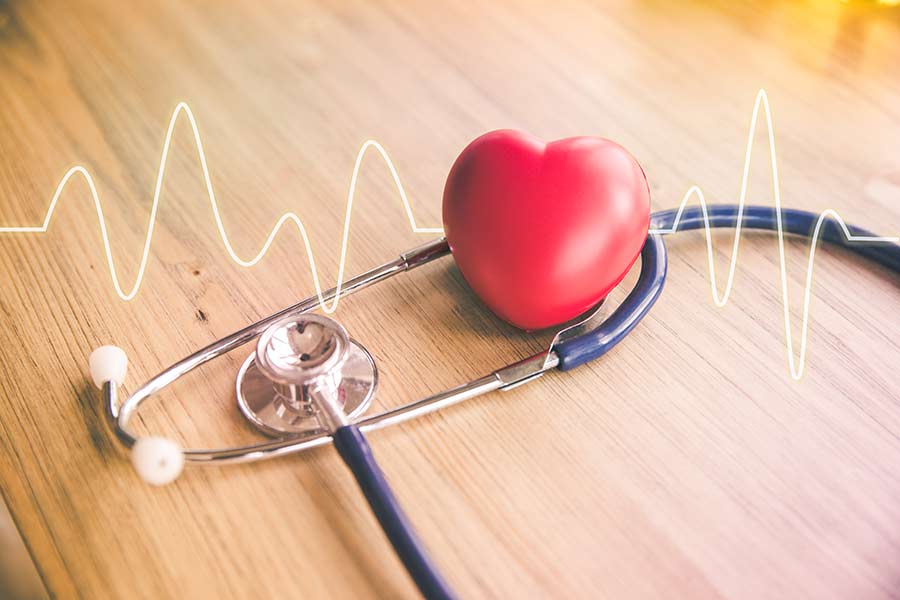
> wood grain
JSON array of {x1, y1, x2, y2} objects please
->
[{"x1": 1, "y1": 0, "x2": 899, "y2": 598}]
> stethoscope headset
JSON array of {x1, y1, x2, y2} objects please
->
[{"x1": 87, "y1": 136, "x2": 900, "y2": 598}]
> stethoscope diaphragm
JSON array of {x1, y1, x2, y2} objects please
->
[{"x1": 236, "y1": 314, "x2": 378, "y2": 437}]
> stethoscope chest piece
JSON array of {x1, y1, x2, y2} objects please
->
[{"x1": 236, "y1": 314, "x2": 378, "y2": 437}]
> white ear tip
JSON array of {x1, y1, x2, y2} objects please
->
[
  {"x1": 89, "y1": 346, "x2": 128, "y2": 388},
  {"x1": 131, "y1": 437, "x2": 184, "y2": 486}
]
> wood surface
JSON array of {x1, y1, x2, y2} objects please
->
[{"x1": 1, "y1": 0, "x2": 899, "y2": 598}]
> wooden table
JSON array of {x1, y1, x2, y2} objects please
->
[{"x1": 1, "y1": 1, "x2": 899, "y2": 598}]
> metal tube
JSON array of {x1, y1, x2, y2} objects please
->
[
  {"x1": 105, "y1": 236, "x2": 562, "y2": 467},
  {"x1": 161, "y1": 351, "x2": 557, "y2": 466},
  {"x1": 357, "y1": 375, "x2": 503, "y2": 432},
  {"x1": 114, "y1": 239, "x2": 450, "y2": 444}
]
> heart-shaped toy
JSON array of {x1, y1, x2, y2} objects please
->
[{"x1": 442, "y1": 130, "x2": 650, "y2": 330}]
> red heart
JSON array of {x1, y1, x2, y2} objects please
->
[{"x1": 442, "y1": 130, "x2": 650, "y2": 330}]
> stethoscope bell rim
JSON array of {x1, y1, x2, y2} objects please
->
[
  {"x1": 236, "y1": 314, "x2": 378, "y2": 437},
  {"x1": 255, "y1": 314, "x2": 351, "y2": 385}
]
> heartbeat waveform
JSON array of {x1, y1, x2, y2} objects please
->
[
  {"x1": 0, "y1": 91, "x2": 896, "y2": 379},
  {"x1": 647, "y1": 89, "x2": 898, "y2": 379},
  {"x1": 0, "y1": 102, "x2": 442, "y2": 310}
]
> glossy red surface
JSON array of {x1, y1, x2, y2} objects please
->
[{"x1": 442, "y1": 130, "x2": 650, "y2": 330}]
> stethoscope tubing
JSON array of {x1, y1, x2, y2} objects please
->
[
  {"x1": 554, "y1": 228, "x2": 666, "y2": 370},
  {"x1": 334, "y1": 425, "x2": 456, "y2": 600},
  {"x1": 554, "y1": 204, "x2": 900, "y2": 372},
  {"x1": 652, "y1": 204, "x2": 900, "y2": 271}
]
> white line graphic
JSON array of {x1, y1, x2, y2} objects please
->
[
  {"x1": 0, "y1": 102, "x2": 442, "y2": 312},
  {"x1": 1, "y1": 90, "x2": 896, "y2": 379},
  {"x1": 649, "y1": 89, "x2": 898, "y2": 379}
]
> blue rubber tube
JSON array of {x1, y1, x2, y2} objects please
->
[
  {"x1": 650, "y1": 204, "x2": 900, "y2": 272},
  {"x1": 554, "y1": 231, "x2": 667, "y2": 370},
  {"x1": 554, "y1": 204, "x2": 900, "y2": 371},
  {"x1": 332, "y1": 425, "x2": 457, "y2": 600}
]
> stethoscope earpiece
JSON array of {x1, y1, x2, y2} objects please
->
[
  {"x1": 131, "y1": 437, "x2": 184, "y2": 486},
  {"x1": 88, "y1": 345, "x2": 128, "y2": 389}
]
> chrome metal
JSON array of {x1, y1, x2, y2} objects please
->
[
  {"x1": 541, "y1": 300, "x2": 607, "y2": 369},
  {"x1": 112, "y1": 238, "x2": 449, "y2": 447},
  {"x1": 311, "y1": 387, "x2": 351, "y2": 432},
  {"x1": 235, "y1": 338, "x2": 376, "y2": 436},
  {"x1": 243, "y1": 313, "x2": 358, "y2": 433},
  {"x1": 496, "y1": 352, "x2": 559, "y2": 390},
  {"x1": 102, "y1": 236, "x2": 577, "y2": 466},
  {"x1": 236, "y1": 314, "x2": 378, "y2": 435},
  {"x1": 255, "y1": 314, "x2": 350, "y2": 385},
  {"x1": 103, "y1": 381, "x2": 132, "y2": 444},
  {"x1": 401, "y1": 238, "x2": 452, "y2": 269},
  {"x1": 358, "y1": 374, "x2": 503, "y2": 432},
  {"x1": 102, "y1": 350, "x2": 559, "y2": 466},
  {"x1": 104, "y1": 380, "x2": 118, "y2": 422}
]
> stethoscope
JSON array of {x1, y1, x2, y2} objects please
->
[{"x1": 87, "y1": 204, "x2": 900, "y2": 599}]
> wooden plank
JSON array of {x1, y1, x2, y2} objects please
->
[{"x1": 1, "y1": 0, "x2": 898, "y2": 597}]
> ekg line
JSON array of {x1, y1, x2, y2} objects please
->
[
  {"x1": 1, "y1": 91, "x2": 897, "y2": 379},
  {"x1": 0, "y1": 102, "x2": 443, "y2": 311},
  {"x1": 648, "y1": 89, "x2": 899, "y2": 380}
]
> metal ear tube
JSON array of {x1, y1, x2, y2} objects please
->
[
  {"x1": 89, "y1": 345, "x2": 185, "y2": 485},
  {"x1": 90, "y1": 233, "x2": 671, "y2": 475},
  {"x1": 90, "y1": 233, "x2": 672, "y2": 599}
]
